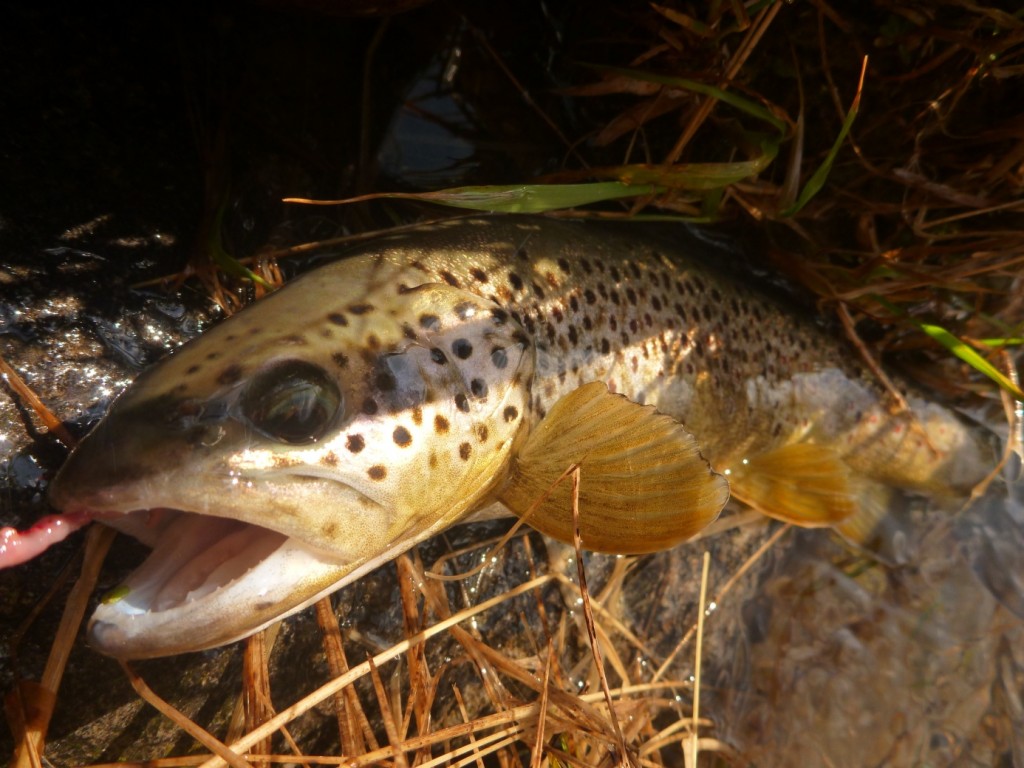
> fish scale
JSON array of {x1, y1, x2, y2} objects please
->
[{"x1": 32, "y1": 215, "x2": 996, "y2": 657}]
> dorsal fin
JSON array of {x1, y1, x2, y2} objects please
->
[{"x1": 498, "y1": 382, "x2": 729, "y2": 554}]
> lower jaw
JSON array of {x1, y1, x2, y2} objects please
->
[{"x1": 87, "y1": 512, "x2": 354, "y2": 659}]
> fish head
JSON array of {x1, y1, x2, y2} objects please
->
[{"x1": 48, "y1": 261, "x2": 535, "y2": 657}]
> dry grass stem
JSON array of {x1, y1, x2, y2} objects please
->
[
  {"x1": 569, "y1": 466, "x2": 630, "y2": 765},
  {"x1": 0, "y1": 355, "x2": 75, "y2": 447},
  {"x1": 686, "y1": 552, "x2": 711, "y2": 768},
  {"x1": 119, "y1": 662, "x2": 252, "y2": 768}
]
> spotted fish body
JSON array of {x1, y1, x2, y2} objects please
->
[{"x1": 47, "y1": 216, "x2": 993, "y2": 657}]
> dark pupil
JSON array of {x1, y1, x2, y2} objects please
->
[{"x1": 242, "y1": 360, "x2": 341, "y2": 444}]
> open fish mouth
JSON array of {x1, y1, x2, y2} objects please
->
[{"x1": 79, "y1": 507, "x2": 357, "y2": 659}]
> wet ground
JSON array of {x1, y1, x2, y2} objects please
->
[{"x1": 1, "y1": 2, "x2": 1022, "y2": 766}]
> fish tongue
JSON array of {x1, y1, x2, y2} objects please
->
[{"x1": 0, "y1": 512, "x2": 93, "y2": 567}]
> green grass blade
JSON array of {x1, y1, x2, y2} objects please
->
[
  {"x1": 209, "y1": 199, "x2": 273, "y2": 289},
  {"x1": 287, "y1": 182, "x2": 663, "y2": 213},
  {"x1": 872, "y1": 295, "x2": 1023, "y2": 401},
  {"x1": 411, "y1": 182, "x2": 663, "y2": 212},
  {"x1": 586, "y1": 64, "x2": 788, "y2": 134},
  {"x1": 604, "y1": 141, "x2": 778, "y2": 190},
  {"x1": 919, "y1": 323, "x2": 1024, "y2": 401},
  {"x1": 782, "y1": 59, "x2": 866, "y2": 216}
]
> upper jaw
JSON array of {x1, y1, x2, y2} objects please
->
[{"x1": 49, "y1": 452, "x2": 370, "y2": 659}]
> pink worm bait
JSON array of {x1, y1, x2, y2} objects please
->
[{"x1": 0, "y1": 513, "x2": 93, "y2": 567}]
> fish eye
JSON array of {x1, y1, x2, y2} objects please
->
[{"x1": 241, "y1": 360, "x2": 341, "y2": 444}]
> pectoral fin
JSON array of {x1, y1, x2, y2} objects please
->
[
  {"x1": 727, "y1": 443, "x2": 856, "y2": 526},
  {"x1": 497, "y1": 382, "x2": 729, "y2": 554}
]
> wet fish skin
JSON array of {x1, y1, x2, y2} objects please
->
[{"x1": 47, "y1": 216, "x2": 994, "y2": 657}]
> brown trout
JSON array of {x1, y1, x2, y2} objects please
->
[{"x1": 28, "y1": 216, "x2": 992, "y2": 658}]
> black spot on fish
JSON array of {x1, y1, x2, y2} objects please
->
[
  {"x1": 702, "y1": 305, "x2": 713, "y2": 322},
  {"x1": 470, "y1": 267, "x2": 489, "y2": 283},
  {"x1": 491, "y1": 308, "x2": 508, "y2": 325},
  {"x1": 349, "y1": 303, "x2": 374, "y2": 315},
  {"x1": 430, "y1": 348, "x2": 448, "y2": 365},
  {"x1": 206, "y1": 351, "x2": 220, "y2": 361},
  {"x1": 470, "y1": 378, "x2": 488, "y2": 398},
  {"x1": 393, "y1": 426, "x2": 412, "y2": 447},
  {"x1": 402, "y1": 324, "x2": 417, "y2": 341},
  {"x1": 557, "y1": 257, "x2": 571, "y2": 274},
  {"x1": 512, "y1": 329, "x2": 530, "y2": 349},
  {"x1": 552, "y1": 307, "x2": 564, "y2": 323},
  {"x1": 217, "y1": 364, "x2": 244, "y2": 386},
  {"x1": 477, "y1": 424, "x2": 489, "y2": 442},
  {"x1": 452, "y1": 339, "x2": 473, "y2": 359},
  {"x1": 508, "y1": 271, "x2": 524, "y2": 292},
  {"x1": 346, "y1": 434, "x2": 365, "y2": 453},
  {"x1": 584, "y1": 289, "x2": 596, "y2": 305},
  {"x1": 610, "y1": 266, "x2": 621, "y2": 282},
  {"x1": 531, "y1": 282, "x2": 546, "y2": 300},
  {"x1": 375, "y1": 370, "x2": 397, "y2": 391},
  {"x1": 435, "y1": 414, "x2": 449, "y2": 434},
  {"x1": 583, "y1": 316, "x2": 593, "y2": 331},
  {"x1": 491, "y1": 347, "x2": 508, "y2": 369},
  {"x1": 368, "y1": 465, "x2": 387, "y2": 481},
  {"x1": 626, "y1": 288, "x2": 637, "y2": 306},
  {"x1": 419, "y1": 314, "x2": 440, "y2": 330},
  {"x1": 609, "y1": 316, "x2": 618, "y2": 331},
  {"x1": 568, "y1": 326, "x2": 578, "y2": 346},
  {"x1": 361, "y1": 397, "x2": 379, "y2": 415},
  {"x1": 629, "y1": 319, "x2": 639, "y2": 334},
  {"x1": 459, "y1": 442, "x2": 472, "y2": 460},
  {"x1": 569, "y1": 295, "x2": 579, "y2": 312},
  {"x1": 515, "y1": 245, "x2": 529, "y2": 261},
  {"x1": 186, "y1": 364, "x2": 201, "y2": 375},
  {"x1": 328, "y1": 312, "x2": 349, "y2": 326},
  {"x1": 652, "y1": 296, "x2": 662, "y2": 311},
  {"x1": 629, "y1": 262, "x2": 642, "y2": 279},
  {"x1": 601, "y1": 338, "x2": 611, "y2": 354},
  {"x1": 580, "y1": 258, "x2": 593, "y2": 274},
  {"x1": 440, "y1": 270, "x2": 460, "y2": 287},
  {"x1": 503, "y1": 405, "x2": 518, "y2": 422},
  {"x1": 455, "y1": 393, "x2": 470, "y2": 412},
  {"x1": 333, "y1": 352, "x2": 349, "y2": 368}
]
